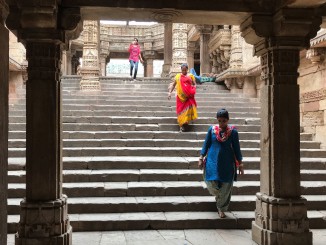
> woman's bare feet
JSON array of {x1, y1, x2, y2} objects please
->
[{"x1": 218, "y1": 210, "x2": 226, "y2": 218}]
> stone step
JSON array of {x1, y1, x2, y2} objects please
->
[
  {"x1": 7, "y1": 139, "x2": 321, "y2": 149},
  {"x1": 8, "y1": 131, "x2": 314, "y2": 141},
  {"x1": 7, "y1": 195, "x2": 326, "y2": 215},
  {"x1": 12, "y1": 95, "x2": 255, "y2": 103},
  {"x1": 7, "y1": 210, "x2": 326, "y2": 233},
  {"x1": 8, "y1": 169, "x2": 326, "y2": 183},
  {"x1": 9, "y1": 116, "x2": 261, "y2": 125},
  {"x1": 8, "y1": 123, "x2": 261, "y2": 132},
  {"x1": 11, "y1": 100, "x2": 261, "y2": 108},
  {"x1": 9, "y1": 146, "x2": 326, "y2": 158},
  {"x1": 9, "y1": 110, "x2": 261, "y2": 118},
  {"x1": 7, "y1": 181, "x2": 326, "y2": 198},
  {"x1": 10, "y1": 104, "x2": 261, "y2": 112},
  {"x1": 8, "y1": 157, "x2": 326, "y2": 171}
]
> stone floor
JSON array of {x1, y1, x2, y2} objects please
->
[{"x1": 7, "y1": 229, "x2": 326, "y2": 245}]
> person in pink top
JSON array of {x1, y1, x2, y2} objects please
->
[{"x1": 128, "y1": 38, "x2": 143, "y2": 81}]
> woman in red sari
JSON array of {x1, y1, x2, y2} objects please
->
[{"x1": 168, "y1": 64, "x2": 198, "y2": 132}]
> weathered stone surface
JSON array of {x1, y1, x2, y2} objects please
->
[{"x1": 0, "y1": 8, "x2": 9, "y2": 245}]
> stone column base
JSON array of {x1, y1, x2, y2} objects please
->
[
  {"x1": 252, "y1": 222, "x2": 312, "y2": 245},
  {"x1": 15, "y1": 195, "x2": 72, "y2": 245},
  {"x1": 252, "y1": 193, "x2": 312, "y2": 245},
  {"x1": 161, "y1": 64, "x2": 171, "y2": 77}
]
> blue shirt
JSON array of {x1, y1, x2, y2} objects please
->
[{"x1": 200, "y1": 125, "x2": 243, "y2": 182}]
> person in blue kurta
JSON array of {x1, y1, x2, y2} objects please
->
[{"x1": 198, "y1": 108, "x2": 244, "y2": 218}]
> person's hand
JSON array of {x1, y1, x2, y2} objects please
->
[
  {"x1": 238, "y1": 163, "x2": 244, "y2": 175},
  {"x1": 198, "y1": 158, "x2": 204, "y2": 170},
  {"x1": 167, "y1": 92, "x2": 172, "y2": 100}
]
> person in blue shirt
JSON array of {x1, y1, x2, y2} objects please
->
[{"x1": 198, "y1": 108, "x2": 244, "y2": 218}]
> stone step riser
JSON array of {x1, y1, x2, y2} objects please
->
[
  {"x1": 7, "y1": 199, "x2": 326, "y2": 215},
  {"x1": 9, "y1": 118, "x2": 260, "y2": 125},
  {"x1": 9, "y1": 111, "x2": 261, "y2": 118},
  {"x1": 8, "y1": 124, "x2": 262, "y2": 132},
  {"x1": 7, "y1": 215, "x2": 326, "y2": 233},
  {"x1": 11, "y1": 104, "x2": 261, "y2": 111},
  {"x1": 7, "y1": 140, "x2": 320, "y2": 149},
  {"x1": 9, "y1": 148, "x2": 326, "y2": 158},
  {"x1": 7, "y1": 131, "x2": 313, "y2": 141},
  {"x1": 8, "y1": 172, "x2": 326, "y2": 183},
  {"x1": 7, "y1": 185, "x2": 326, "y2": 198},
  {"x1": 11, "y1": 96, "x2": 254, "y2": 102},
  {"x1": 8, "y1": 159, "x2": 326, "y2": 171}
]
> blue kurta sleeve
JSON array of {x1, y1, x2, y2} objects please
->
[
  {"x1": 200, "y1": 126, "x2": 212, "y2": 156},
  {"x1": 231, "y1": 129, "x2": 243, "y2": 161}
]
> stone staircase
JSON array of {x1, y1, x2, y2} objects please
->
[{"x1": 7, "y1": 76, "x2": 326, "y2": 232}]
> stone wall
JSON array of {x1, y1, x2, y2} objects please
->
[{"x1": 298, "y1": 49, "x2": 326, "y2": 148}]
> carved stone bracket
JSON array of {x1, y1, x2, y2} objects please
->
[
  {"x1": 306, "y1": 48, "x2": 325, "y2": 64},
  {"x1": 224, "y1": 78, "x2": 235, "y2": 90}
]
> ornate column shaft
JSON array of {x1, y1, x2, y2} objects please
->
[
  {"x1": 187, "y1": 41, "x2": 196, "y2": 70},
  {"x1": 0, "y1": 1, "x2": 9, "y2": 244},
  {"x1": 100, "y1": 55, "x2": 107, "y2": 76},
  {"x1": 198, "y1": 25, "x2": 212, "y2": 75},
  {"x1": 80, "y1": 20, "x2": 101, "y2": 90},
  {"x1": 171, "y1": 23, "x2": 188, "y2": 77},
  {"x1": 66, "y1": 50, "x2": 72, "y2": 75},
  {"x1": 6, "y1": 3, "x2": 82, "y2": 244},
  {"x1": 229, "y1": 25, "x2": 243, "y2": 68},
  {"x1": 241, "y1": 9, "x2": 321, "y2": 245},
  {"x1": 162, "y1": 22, "x2": 172, "y2": 77}
]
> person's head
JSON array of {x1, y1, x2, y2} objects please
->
[
  {"x1": 133, "y1": 38, "x2": 138, "y2": 45},
  {"x1": 216, "y1": 108, "x2": 229, "y2": 129},
  {"x1": 181, "y1": 63, "x2": 188, "y2": 75}
]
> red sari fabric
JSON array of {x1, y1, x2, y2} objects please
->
[{"x1": 175, "y1": 73, "x2": 198, "y2": 126}]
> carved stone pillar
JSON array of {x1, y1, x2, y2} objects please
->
[
  {"x1": 80, "y1": 20, "x2": 101, "y2": 90},
  {"x1": 187, "y1": 41, "x2": 196, "y2": 70},
  {"x1": 162, "y1": 22, "x2": 172, "y2": 77},
  {"x1": 171, "y1": 23, "x2": 188, "y2": 77},
  {"x1": 241, "y1": 9, "x2": 321, "y2": 245},
  {"x1": 146, "y1": 58, "x2": 154, "y2": 77},
  {"x1": 0, "y1": 1, "x2": 9, "y2": 245},
  {"x1": 100, "y1": 55, "x2": 107, "y2": 76},
  {"x1": 199, "y1": 27, "x2": 211, "y2": 75},
  {"x1": 143, "y1": 50, "x2": 156, "y2": 78},
  {"x1": 66, "y1": 50, "x2": 72, "y2": 75},
  {"x1": 6, "y1": 4, "x2": 82, "y2": 245},
  {"x1": 229, "y1": 25, "x2": 243, "y2": 68}
]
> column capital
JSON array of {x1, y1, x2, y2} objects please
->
[
  {"x1": 0, "y1": 0, "x2": 9, "y2": 24},
  {"x1": 195, "y1": 24, "x2": 213, "y2": 34},
  {"x1": 240, "y1": 8, "x2": 322, "y2": 56},
  {"x1": 6, "y1": 3, "x2": 82, "y2": 47}
]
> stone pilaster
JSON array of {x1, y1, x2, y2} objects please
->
[
  {"x1": 187, "y1": 41, "x2": 196, "y2": 70},
  {"x1": 198, "y1": 25, "x2": 212, "y2": 75},
  {"x1": 0, "y1": 1, "x2": 9, "y2": 244},
  {"x1": 240, "y1": 8, "x2": 321, "y2": 245},
  {"x1": 162, "y1": 22, "x2": 173, "y2": 77},
  {"x1": 6, "y1": 3, "x2": 82, "y2": 245},
  {"x1": 100, "y1": 55, "x2": 107, "y2": 76},
  {"x1": 229, "y1": 25, "x2": 243, "y2": 68},
  {"x1": 80, "y1": 20, "x2": 101, "y2": 90},
  {"x1": 171, "y1": 23, "x2": 188, "y2": 77}
]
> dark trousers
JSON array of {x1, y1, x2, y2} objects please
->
[{"x1": 129, "y1": 60, "x2": 139, "y2": 79}]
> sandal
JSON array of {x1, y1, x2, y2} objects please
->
[{"x1": 179, "y1": 126, "x2": 185, "y2": 133}]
